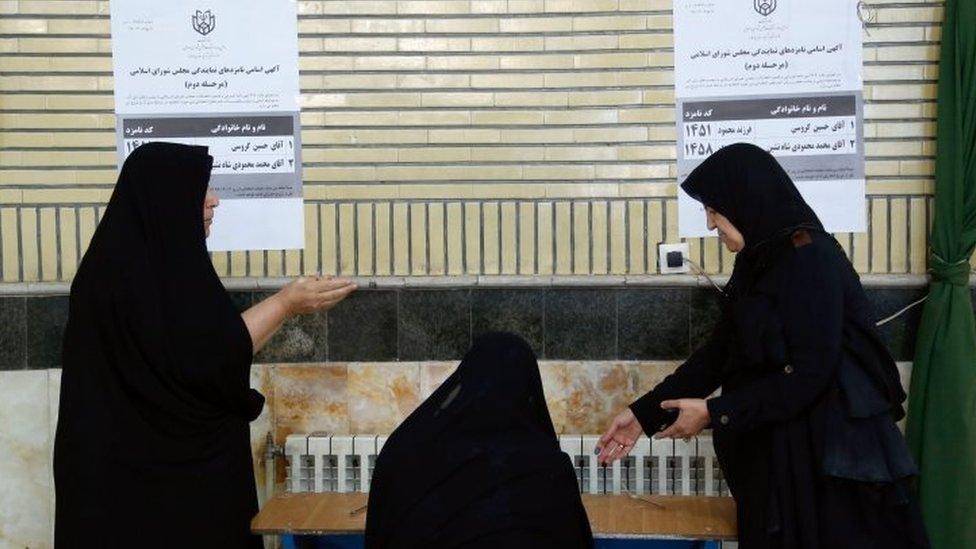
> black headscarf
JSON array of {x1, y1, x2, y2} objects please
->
[
  {"x1": 54, "y1": 142, "x2": 263, "y2": 548},
  {"x1": 681, "y1": 143, "x2": 826, "y2": 296},
  {"x1": 365, "y1": 332, "x2": 593, "y2": 549},
  {"x1": 681, "y1": 143, "x2": 824, "y2": 252}
]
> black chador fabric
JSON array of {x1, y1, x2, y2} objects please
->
[
  {"x1": 631, "y1": 143, "x2": 929, "y2": 548},
  {"x1": 54, "y1": 143, "x2": 264, "y2": 548},
  {"x1": 365, "y1": 332, "x2": 593, "y2": 549}
]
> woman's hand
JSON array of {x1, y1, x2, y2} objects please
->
[
  {"x1": 655, "y1": 399, "x2": 710, "y2": 440},
  {"x1": 597, "y1": 408, "x2": 644, "y2": 465},
  {"x1": 277, "y1": 276, "x2": 357, "y2": 316},
  {"x1": 243, "y1": 276, "x2": 357, "y2": 355}
]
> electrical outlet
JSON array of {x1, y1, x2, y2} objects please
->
[{"x1": 658, "y1": 243, "x2": 690, "y2": 274}]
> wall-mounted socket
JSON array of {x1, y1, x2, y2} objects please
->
[{"x1": 658, "y1": 242, "x2": 690, "y2": 274}]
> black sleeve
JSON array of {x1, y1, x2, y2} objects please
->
[
  {"x1": 706, "y1": 245, "x2": 844, "y2": 434},
  {"x1": 629, "y1": 316, "x2": 728, "y2": 434}
]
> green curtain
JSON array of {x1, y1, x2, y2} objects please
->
[{"x1": 905, "y1": 0, "x2": 976, "y2": 547}]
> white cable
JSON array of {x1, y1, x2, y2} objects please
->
[
  {"x1": 682, "y1": 254, "x2": 930, "y2": 326},
  {"x1": 683, "y1": 258, "x2": 725, "y2": 295},
  {"x1": 875, "y1": 296, "x2": 927, "y2": 327}
]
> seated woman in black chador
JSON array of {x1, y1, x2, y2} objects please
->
[
  {"x1": 54, "y1": 142, "x2": 356, "y2": 548},
  {"x1": 365, "y1": 332, "x2": 594, "y2": 549},
  {"x1": 599, "y1": 143, "x2": 929, "y2": 548}
]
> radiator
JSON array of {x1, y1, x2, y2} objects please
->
[{"x1": 283, "y1": 434, "x2": 729, "y2": 497}]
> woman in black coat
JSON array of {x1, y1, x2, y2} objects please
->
[
  {"x1": 598, "y1": 143, "x2": 929, "y2": 548},
  {"x1": 365, "y1": 332, "x2": 593, "y2": 549},
  {"x1": 54, "y1": 142, "x2": 356, "y2": 548}
]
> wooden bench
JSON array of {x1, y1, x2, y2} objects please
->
[{"x1": 252, "y1": 492, "x2": 737, "y2": 541}]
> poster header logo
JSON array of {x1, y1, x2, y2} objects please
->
[
  {"x1": 754, "y1": 0, "x2": 776, "y2": 16},
  {"x1": 192, "y1": 10, "x2": 216, "y2": 35}
]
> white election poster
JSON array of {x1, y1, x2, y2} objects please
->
[
  {"x1": 110, "y1": 0, "x2": 303, "y2": 251},
  {"x1": 674, "y1": 0, "x2": 865, "y2": 237}
]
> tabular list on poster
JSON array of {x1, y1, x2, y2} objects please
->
[
  {"x1": 111, "y1": 0, "x2": 303, "y2": 251},
  {"x1": 674, "y1": 0, "x2": 866, "y2": 237}
]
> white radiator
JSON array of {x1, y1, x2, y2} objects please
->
[{"x1": 283, "y1": 434, "x2": 729, "y2": 497}]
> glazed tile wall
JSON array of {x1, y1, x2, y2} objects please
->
[{"x1": 0, "y1": 286, "x2": 950, "y2": 373}]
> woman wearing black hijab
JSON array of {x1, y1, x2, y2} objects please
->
[
  {"x1": 54, "y1": 142, "x2": 356, "y2": 548},
  {"x1": 365, "y1": 332, "x2": 593, "y2": 549},
  {"x1": 598, "y1": 143, "x2": 929, "y2": 548}
]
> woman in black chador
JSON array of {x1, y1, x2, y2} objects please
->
[
  {"x1": 54, "y1": 142, "x2": 355, "y2": 548},
  {"x1": 365, "y1": 332, "x2": 594, "y2": 549},
  {"x1": 599, "y1": 143, "x2": 929, "y2": 548}
]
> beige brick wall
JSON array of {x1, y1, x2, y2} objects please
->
[{"x1": 1, "y1": 0, "x2": 963, "y2": 281}]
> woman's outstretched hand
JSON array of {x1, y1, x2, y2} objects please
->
[
  {"x1": 655, "y1": 399, "x2": 710, "y2": 440},
  {"x1": 278, "y1": 275, "x2": 357, "y2": 316},
  {"x1": 597, "y1": 408, "x2": 644, "y2": 465},
  {"x1": 243, "y1": 276, "x2": 357, "y2": 355}
]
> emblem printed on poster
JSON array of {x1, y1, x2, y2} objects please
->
[
  {"x1": 192, "y1": 10, "x2": 215, "y2": 35},
  {"x1": 754, "y1": 0, "x2": 776, "y2": 16}
]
